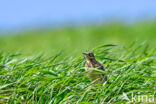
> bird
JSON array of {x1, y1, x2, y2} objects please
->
[{"x1": 83, "y1": 52, "x2": 107, "y2": 84}]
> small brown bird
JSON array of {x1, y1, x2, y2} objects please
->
[{"x1": 83, "y1": 52, "x2": 107, "y2": 84}]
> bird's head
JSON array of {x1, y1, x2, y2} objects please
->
[{"x1": 83, "y1": 52, "x2": 95, "y2": 59}]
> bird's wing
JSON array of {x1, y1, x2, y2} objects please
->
[
  {"x1": 95, "y1": 63, "x2": 107, "y2": 81},
  {"x1": 95, "y1": 63, "x2": 105, "y2": 71}
]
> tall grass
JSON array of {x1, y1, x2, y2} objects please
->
[{"x1": 0, "y1": 43, "x2": 155, "y2": 103}]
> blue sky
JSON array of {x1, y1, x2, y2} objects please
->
[{"x1": 0, "y1": 0, "x2": 156, "y2": 30}]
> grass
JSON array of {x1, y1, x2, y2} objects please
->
[
  {"x1": 0, "y1": 21, "x2": 156, "y2": 56},
  {"x1": 0, "y1": 21, "x2": 156, "y2": 103},
  {"x1": 0, "y1": 43, "x2": 155, "y2": 103}
]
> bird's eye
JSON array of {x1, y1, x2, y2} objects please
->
[{"x1": 89, "y1": 53, "x2": 92, "y2": 57}]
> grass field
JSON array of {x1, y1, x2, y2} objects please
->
[{"x1": 0, "y1": 21, "x2": 156, "y2": 103}]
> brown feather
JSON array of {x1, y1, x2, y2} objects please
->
[{"x1": 84, "y1": 52, "x2": 107, "y2": 84}]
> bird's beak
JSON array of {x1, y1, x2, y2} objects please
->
[{"x1": 83, "y1": 52, "x2": 87, "y2": 55}]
